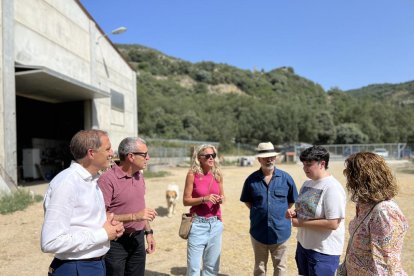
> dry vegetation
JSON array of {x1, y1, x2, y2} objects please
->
[{"x1": 0, "y1": 160, "x2": 412, "y2": 275}]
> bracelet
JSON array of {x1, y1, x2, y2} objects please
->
[
  {"x1": 201, "y1": 196, "x2": 205, "y2": 203},
  {"x1": 144, "y1": 229, "x2": 153, "y2": 235}
]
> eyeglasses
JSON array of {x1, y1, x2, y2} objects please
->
[
  {"x1": 200, "y1": 153, "x2": 216, "y2": 159},
  {"x1": 131, "y1": 152, "x2": 148, "y2": 158}
]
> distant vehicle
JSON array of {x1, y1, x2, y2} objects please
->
[
  {"x1": 373, "y1": 148, "x2": 389, "y2": 157},
  {"x1": 239, "y1": 157, "x2": 253, "y2": 167}
]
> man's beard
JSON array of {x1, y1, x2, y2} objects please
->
[{"x1": 262, "y1": 162, "x2": 273, "y2": 170}]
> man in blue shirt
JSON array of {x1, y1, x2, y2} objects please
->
[{"x1": 240, "y1": 142, "x2": 298, "y2": 276}]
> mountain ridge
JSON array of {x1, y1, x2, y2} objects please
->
[{"x1": 117, "y1": 43, "x2": 414, "y2": 148}]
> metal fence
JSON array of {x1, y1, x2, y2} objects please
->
[
  {"x1": 145, "y1": 138, "x2": 220, "y2": 166},
  {"x1": 320, "y1": 143, "x2": 409, "y2": 160},
  {"x1": 144, "y1": 139, "x2": 411, "y2": 166}
]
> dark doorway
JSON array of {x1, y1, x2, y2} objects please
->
[{"x1": 16, "y1": 96, "x2": 84, "y2": 180}]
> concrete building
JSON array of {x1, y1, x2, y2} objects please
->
[{"x1": 0, "y1": 0, "x2": 137, "y2": 192}]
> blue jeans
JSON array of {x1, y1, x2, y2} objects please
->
[
  {"x1": 48, "y1": 258, "x2": 105, "y2": 276},
  {"x1": 186, "y1": 216, "x2": 223, "y2": 276},
  {"x1": 105, "y1": 231, "x2": 146, "y2": 276},
  {"x1": 295, "y1": 242, "x2": 339, "y2": 276}
]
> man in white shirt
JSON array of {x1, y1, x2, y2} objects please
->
[{"x1": 41, "y1": 129, "x2": 125, "y2": 276}]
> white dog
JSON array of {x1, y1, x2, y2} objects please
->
[{"x1": 166, "y1": 183, "x2": 179, "y2": 218}]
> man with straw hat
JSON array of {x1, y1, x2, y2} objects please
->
[{"x1": 240, "y1": 142, "x2": 298, "y2": 276}]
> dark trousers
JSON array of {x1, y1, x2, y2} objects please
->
[
  {"x1": 295, "y1": 242, "x2": 340, "y2": 276},
  {"x1": 105, "y1": 230, "x2": 146, "y2": 276},
  {"x1": 48, "y1": 258, "x2": 105, "y2": 276}
]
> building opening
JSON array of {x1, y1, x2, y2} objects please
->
[{"x1": 16, "y1": 96, "x2": 84, "y2": 182}]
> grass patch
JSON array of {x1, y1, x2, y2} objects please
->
[
  {"x1": 220, "y1": 159, "x2": 240, "y2": 166},
  {"x1": 398, "y1": 168, "x2": 414, "y2": 174},
  {"x1": 0, "y1": 189, "x2": 43, "y2": 215},
  {"x1": 143, "y1": 170, "x2": 171, "y2": 178},
  {"x1": 220, "y1": 148, "x2": 255, "y2": 156},
  {"x1": 396, "y1": 162, "x2": 414, "y2": 174}
]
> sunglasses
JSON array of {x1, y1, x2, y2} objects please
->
[
  {"x1": 200, "y1": 153, "x2": 216, "y2": 159},
  {"x1": 131, "y1": 152, "x2": 148, "y2": 158}
]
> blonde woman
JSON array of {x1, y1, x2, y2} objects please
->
[
  {"x1": 343, "y1": 152, "x2": 408, "y2": 275},
  {"x1": 183, "y1": 144, "x2": 224, "y2": 276}
]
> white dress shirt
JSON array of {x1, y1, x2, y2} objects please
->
[{"x1": 41, "y1": 162, "x2": 109, "y2": 260}]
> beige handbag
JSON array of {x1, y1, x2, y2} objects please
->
[{"x1": 178, "y1": 213, "x2": 194, "y2": 239}]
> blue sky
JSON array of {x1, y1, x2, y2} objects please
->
[{"x1": 80, "y1": 0, "x2": 414, "y2": 91}]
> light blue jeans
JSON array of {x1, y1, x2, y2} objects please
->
[{"x1": 186, "y1": 216, "x2": 223, "y2": 276}]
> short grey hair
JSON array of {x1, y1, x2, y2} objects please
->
[{"x1": 118, "y1": 137, "x2": 146, "y2": 161}]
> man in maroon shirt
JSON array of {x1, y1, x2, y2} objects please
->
[{"x1": 98, "y1": 137, "x2": 158, "y2": 276}]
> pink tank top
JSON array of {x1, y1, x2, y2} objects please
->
[{"x1": 190, "y1": 172, "x2": 221, "y2": 219}]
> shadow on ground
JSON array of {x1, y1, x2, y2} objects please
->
[
  {"x1": 155, "y1": 206, "x2": 169, "y2": 217},
  {"x1": 145, "y1": 267, "x2": 229, "y2": 276},
  {"x1": 144, "y1": 270, "x2": 169, "y2": 276}
]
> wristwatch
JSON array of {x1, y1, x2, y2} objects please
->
[{"x1": 144, "y1": 229, "x2": 154, "y2": 235}]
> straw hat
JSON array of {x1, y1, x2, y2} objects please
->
[{"x1": 256, "y1": 142, "x2": 280, "y2": 158}]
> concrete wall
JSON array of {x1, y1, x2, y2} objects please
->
[
  {"x1": 0, "y1": 0, "x2": 4, "y2": 183},
  {"x1": 0, "y1": 0, "x2": 137, "y2": 187},
  {"x1": 14, "y1": 0, "x2": 137, "y2": 148},
  {"x1": 15, "y1": 0, "x2": 91, "y2": 82},
  {"x1": 1, "y1": 0, "x2": 17, "y2": 189}
]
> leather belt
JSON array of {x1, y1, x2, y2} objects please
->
[
  {"x1": 56, "y1": 256, "x2": 104, "y2": 262},
  {"x1": 78, "y1": 256, "x2": 104, "y2": 261},
  {"x1": 124, "y1": 230, "x2": 143, "y2": 238}
]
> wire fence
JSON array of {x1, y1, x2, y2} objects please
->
[
  {"x1": 145, "y1": 138, "x2": 220, "y2": 167},
  {"x1": 144, "y1": 139, "x2": 412, "y2": 168},
  {"x1": 320, "y1": 143, "x2": 409, "y2": 160}
]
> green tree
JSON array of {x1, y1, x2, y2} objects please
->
[{"x1": 335, "y1": 123, "x2": 368, "y2": 144}]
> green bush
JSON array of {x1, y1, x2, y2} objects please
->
[
  {"x1": 0, "y1": 189, "x2": 43, "y2": 215},
  {"x1": 143, "y1": 170, "x2": 171, "y2": 178}
]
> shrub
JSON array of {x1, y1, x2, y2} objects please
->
[
  {"x1": 0, "y1": 189, "x2": 43, "y2": 215},
  {"x1": 143, "y1": 171, "x2": 171, "y2": 178}
]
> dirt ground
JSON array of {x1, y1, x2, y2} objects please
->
[{"x1": 0, "y1": 160, "x2": 412, "y2": 276}]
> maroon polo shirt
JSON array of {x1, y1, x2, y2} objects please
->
[{"x1": 98, "y1": 164, "x2": 146, "y2": 232}]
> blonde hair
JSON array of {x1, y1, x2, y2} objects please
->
[
  {"x1": 190, "y1": 144, "x2": 222, "y2": 181},
  {"x1": 343, "y1": 152, "x2": 398, "y2": 204}
]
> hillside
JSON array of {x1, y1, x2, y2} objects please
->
[
  {"x1": 117, "y1": 44, "x2": 414, "y2": 148},
  {"x1": 346, "y1": 81, "x2": 414, "y2": 105}
]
